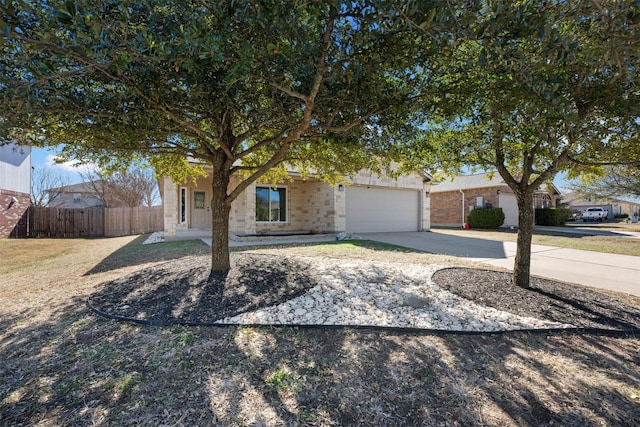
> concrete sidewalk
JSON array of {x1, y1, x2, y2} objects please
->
[{"x1": 359, "y1": 231, "x2": 640, "y2": 297}]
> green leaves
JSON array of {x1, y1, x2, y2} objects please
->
[
  {"x1": 416, "y1": 0, "x2": 640, "y2": 181},
  {"x1": 1, "y1": 0, "x2": 431, "y2": 187}
]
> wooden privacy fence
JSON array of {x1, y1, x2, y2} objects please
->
[
  {"x1": 27, "y1": 206, "x2": 163, "y2": 238},
  {"x1": 104, "y1": 206, "x2": 163, "y2": 237}
]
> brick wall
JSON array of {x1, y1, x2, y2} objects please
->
[
  {"x1": 431, "y1": 187, "x2": 502, "y2": 226},
  {"x1": 0, "y1": 189, "x2": 29, "y2": 238}
]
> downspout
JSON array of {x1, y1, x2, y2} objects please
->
[{"x1": 460, "y1": 189, "x2": 465, "y2": 227}]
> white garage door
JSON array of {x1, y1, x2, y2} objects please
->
[
  {"x1": 499, "y1": 193, "x2": 519, "y2": 227},
  {"x1": 346, "y1": 186, "x2": 420, "y2": 232}
]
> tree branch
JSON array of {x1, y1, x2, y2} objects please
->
[
  {"x1": 227, "y1": 141, "x2": 292, "y2": 202},
  {"x1": 268, "y1": 82, "x2": 308, "y2": 102},
  {"x1": 13, "y1": 35, "x2": 227, "y2": 158}
]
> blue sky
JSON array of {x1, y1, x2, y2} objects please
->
[{"x1": 31, "y1": 146, "x2": 97, "y2": 185}]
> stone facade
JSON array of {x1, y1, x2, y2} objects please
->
[
  {"x1": 350, "y1": 169, "x2": 424, "y2": 189},
  {"x1": 160, "y1": 167, "x2": 430, "y2": 236},
  {"x1": 254, "y1": 179, "x2": 342, "y2": 234},
  {"x1": 0, "y1": 189, "x2": 29, "y2": 238}
]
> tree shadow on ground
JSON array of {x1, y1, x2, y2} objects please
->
[
  {"x1": 432, "y1": 268, "x2": 640, "y2": 331},
  {"x1": 4, "y1": 237, "x2": 640, "y2": 426},
  {"x1": 84, "y1": 235, "x2": 210, "y2": 275},
  {"x1": 0, "y1": 298, "x2": 220, "y2": 425},
  {"x1": 87, "y1": 253, "x2": 318, "y2": 324},
  {"x1": 3, "y1": 297, "x2": 640, "y2": 425},
  {"x1": 197, "y1": 327, "x2": 640, "y2": 426},
  {"x1": 360, "y1": 231, "x2": 510, "y2": 259}
]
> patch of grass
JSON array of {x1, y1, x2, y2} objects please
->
[
  {"x1": 532, "y1": 233, "x2": 640, "y2": 256},
  {"x1": 244, "y1": 239, "x2": 473, "y2": 267},
  {"x1": 170, "y1": 332, "x2": 195, "y2": 347},
  {"x1": 243, "y1": 239, "x2": 417, "y2": 255},
  {"x1": 0, "y1": 235, "x2": 192, "y2": 277},
  {"x1": 55, "y1": 377, "x2": 84, "y2": 396},
  {"x1": 95, "y1": 341, "x2": 118, "y2": 362},
  {"x1": 87, "y1": 237, "x2": 209, "y2": 274},
  {"x1": 0, "y1": 238, "x2": 84, "y2": 275},
  {"x1": 112, "y1": 372, "x2": 143, "y2": 397},
  {"x1": 177, "y1": 360, "x2": 196, "y2": 372},
  {"x1": 266, "y1": 368, "x2": 299, "y2": 392}
]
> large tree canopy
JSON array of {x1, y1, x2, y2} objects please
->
[
  {"x1": 407, "y1": 0, "x2": 640, "y2": 287},
  {"x1": 1, "y1": 0, "x2": 438, "y2": 272}
]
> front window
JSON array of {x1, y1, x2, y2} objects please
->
[
  {"x1": 179, "y1": 187, "x2": 187, "y2": 223},
  {"x1": 256, "y1": 187, "x2": 287, "y2": 222},
  {"x1": 541, "y1": 194, "x2": 551, "y2": 208},
  {"x1": 194, "y1": 191, "x2": 206, "y2": 209}
]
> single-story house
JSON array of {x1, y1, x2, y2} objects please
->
[
  {"x1": 159, "y1": 165, "x2": 432, "y2": 237},
  {"x1": 429, "y1": 173, "x2": 560, "y2": 227},
  {"x1": 562, "y1": 192, "x2": 640, "y2": 219}
]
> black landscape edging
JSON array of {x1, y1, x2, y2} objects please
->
[{"x1": 86, "y1": 300, "x2": 640, "y2": 338}]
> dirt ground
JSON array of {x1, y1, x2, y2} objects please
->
[{"x1": 1, "y1": 236, "x2": 639, "y2": 426}]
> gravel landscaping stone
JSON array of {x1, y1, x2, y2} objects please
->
[{"x1": 89, "y1": 253, "x2": 640, "y2": 332}]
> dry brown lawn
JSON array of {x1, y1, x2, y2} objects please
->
[{"x1": 1, "y1": 236, "x2": 639, "y2": 426}]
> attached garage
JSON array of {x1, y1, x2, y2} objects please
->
[
  {"x1": 346, "y1": 186, "x2": 421, "y2": 233},
  {"x1": 498, "y1": 193, "x2": 519, "y2": 227}
]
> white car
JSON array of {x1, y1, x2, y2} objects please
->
[{"x1": 582, "y1": 207, "x2": 608, "y2": 222}]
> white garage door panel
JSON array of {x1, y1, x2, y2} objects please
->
[
  {"x1": 346, "y1": 187, "x2": 419, "y2": 232},
  {"x1": 499, "y1": 193, "x2": 519, "y2": 227}
]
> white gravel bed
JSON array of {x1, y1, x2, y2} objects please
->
[{"x1": 217, "y1": 257, "x2": 575, "y2": 331}]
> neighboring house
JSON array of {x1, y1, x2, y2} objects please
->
[
  {"x1": 430, "y1": 173, "x2": 560, "y2": 228},
  {"x1": 159, "y1": 165, "x2": 432, "y2": 237},
  {"x1": 48, "y1": 181, "x2": 105, "y2": 208},
  {"x1": 562, "y1": 192, "x2": 640, "y2": 219},
  {"x1": 0, "y1": 143, "x2": 31, "y2": 238}
]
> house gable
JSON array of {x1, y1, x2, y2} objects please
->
[{"x1": 48, "y1": 181, "x2": 105, "y2": 208}]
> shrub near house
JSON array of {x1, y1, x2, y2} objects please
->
[
  {"x1": 535, "y1": 208, "x2": 571, "y2": 226},
  {"x1": 467, "y1": 208, "x2": 505, "y2": 229}
]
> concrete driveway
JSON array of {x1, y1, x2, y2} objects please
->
[{"x1": 359, "y1": 231, "x2": 640, "y2": 297}]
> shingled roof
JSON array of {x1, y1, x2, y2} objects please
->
[
  {"x1": 430, "y1": 173, "x2": 505, "y2": 192},
  {"x1": 431, "y1": 172, "x2": 560, "y2": 194}
]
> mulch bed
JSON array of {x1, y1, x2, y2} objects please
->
[
  {"x1": 432, "y1": 267, "x2": 640, "y2": 330},
  {"x1": 89, "y1": 253, "x2": 640, "y2": 330},
  {"x1": 88, "y1": 253, "x2": 317, "y2": 324}
]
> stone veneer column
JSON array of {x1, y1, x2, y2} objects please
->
[
  {"x1": 162, "y1": 177, "x2": 178, "y2": 236},
  {"x1": 243, "y1": 182, "x2": 256, "y2": 234},
  {"x1": 333, "y1": 185, "x2": 346, "y2": 233},
  {"x1": 422, "y1": 184, "x2": 431, "y2": 231}
]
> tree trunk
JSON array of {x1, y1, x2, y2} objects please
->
[
  {"x1": 210, "y1": 166, "x2": 232, "y2": 274},
  {"x1": 513, "y1": 191, "x2": 535, "y2": 288}
]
